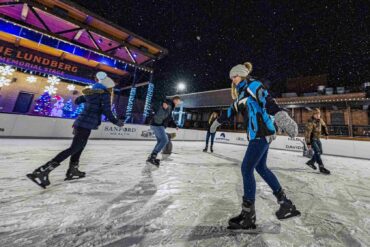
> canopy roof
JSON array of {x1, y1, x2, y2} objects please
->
[
  {"x1": 170, "y1": 90, "x2": 370, "y2": 109},
  {"x1": 0, "y1": 0, "x2": 167, "y2": 71}
]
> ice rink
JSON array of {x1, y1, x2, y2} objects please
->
[{"x1": 0, "y1": 139, "x2": 369, "y2": 247}]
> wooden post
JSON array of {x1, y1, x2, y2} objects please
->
[{"x1": 347, "y1": 105, "x2": 353, "y2": 137}]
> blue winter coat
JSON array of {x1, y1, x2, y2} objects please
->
[
  {"x1": 73, "y1": 88, "x2": 118, "y2": 130},
  {"x1": 226, "y1": 79, "x2": 280, "y2": 140}
]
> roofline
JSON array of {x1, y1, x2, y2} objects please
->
[
  {"x1": 58, "y1": 0, "x2": 168, "y2": 57},
  {"x1": 167, "y1": 88, "x2": 231, "y2": 98}
]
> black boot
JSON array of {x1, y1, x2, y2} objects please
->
[
  {"x1": 228, "y1": 201, "x2": 256, "y2": 230},
  {"x1": 305, "y1": 159, "x2": 317, "y2": 170},
  {"x1": 146, "y1": 153, "x2": 160, "y2": 168},
  {"x1": 203, "y1": 146, "x2": 208, "y2": 152},
  {"x1": 274, "y1": 189, "x2": 301, "y2": 220},
  {"x1": 65, "y1": 161, "x2": 86, "y2": 181},
  {"x1": 319, "y1": 166, "x2": 331, "y2": 175},
  {"x1": 26, "y1": 160, "x2": 60, "y2": 189},
  {"x1": 210, "y1": 146, "x2": 214, "y2": 153},
  {"x1": 317, "y1": 159, "x2": 330, "y2": 174}
]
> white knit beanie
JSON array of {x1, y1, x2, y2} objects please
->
[
  {"x1": 96, "y1": 71, "x2": 107, "y2": 81},
  {"x1": 96, "y1": 71, "x2": 115, "y2": 88},
  {"x1": 101, "y1": 76, "x2": 115, "y2": 88},
  {"x1": 229, "y1": 64, "x2": 250, "y2": 79}
]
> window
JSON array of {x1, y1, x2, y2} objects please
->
[
  {"x1": 331, "y1": 112, "x2": 345, "y2": 125},
  {"x1": 13, "y1": 92, "x2": 34, "y2": 114}
]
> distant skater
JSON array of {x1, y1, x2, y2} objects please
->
[
  {"x1": 146, "y1": 96, "x2": 181, "y2": 168},
  {"x1": 304, "y1": 108, "x2": 331, "y2": 175},
  {"x1": 203, "y1": 112, "x2": 219, "y2": 153}
]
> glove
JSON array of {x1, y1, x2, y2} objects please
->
[
  {"x1": 116, "y1": 119, "x2": 124, "y2": 127},
  {"x1": 232, "y1": 98, "x2": 248, "y2": 113},
  {"x1": 210, "y1": 119, "x2": 221, "y2": 133},
  {"x1": 274, "y1": 111, "x2": 298, "y2": 138},
  {"x1": 265, "y1": 134, "x2": 276, "y2": 144}
]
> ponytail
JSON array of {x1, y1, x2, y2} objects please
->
[{"x1": 230, "y1": 62, "x2": 253, "y2": 100}]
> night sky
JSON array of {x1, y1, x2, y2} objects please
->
[{"x1": 73, "y1": 0, "x2": 369, "y2": 99}]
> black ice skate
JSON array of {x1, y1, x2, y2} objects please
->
[
  {"x1": 319, "y1": 166, "x2": 331, "y2": 175},
  {"x1": 274, "y1": 189, "x2": 301, "y2": 220},
  {"x1": 26, "y1": 161, "x2": 59, "y2": 189},
  {"x1": 203, "y1": 146, "x2": 208, "y2": 152},
  {"x1": 228, "y1": 201, "x2": 257, "y2": 230},
  {"x1": 146, "y1": 154, "x2": 160, "y2": 168},
  {"x1": 305, "y1": 159, "x2": 317, "y2": 170},
  {"x1": 210, "y1": 146, "x2": 214, "y2": 153},
  {"x1": 65, "y1": 161, "x2": 86, "y2": 181}
]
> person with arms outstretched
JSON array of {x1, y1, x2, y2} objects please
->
[{"x1": 212, "y1": 62, "x2": 301, "y2": 230}]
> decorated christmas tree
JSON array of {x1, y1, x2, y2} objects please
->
[
  {"x1": 72, "y1": 103, "x2": 85, "y2": 118},
  {"x1": 33, "y1": 92, "x2": 52, "y2": 116},
  {"x1": 62, "y1": 99, "x2": 74, "y2": 118}
]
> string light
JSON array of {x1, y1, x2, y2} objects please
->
[
  {"x1": 26, "y1": 75, "x2": 37, "y2": 83},
  {"x1": 0, "y1": 76, "x2": 11, "y2": 87},
  {"x1": 67, "y1": 84, "x2": 76, "y2": 91},
  {"x1": 0, "y1": 65, "x2": 15, "y2": 76},
  {"x1": 44, "y1": 84, "x2": 58, "y2": 95},
  {"x1": 47, "y1": 75, "x2": 61, "y2": 85}
]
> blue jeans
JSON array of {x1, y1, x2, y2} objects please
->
[
  {"x1": 151, "y1": 125, "x2": 169, "y2": 155},
  {"x1": 205, "y1": 130, "x2": 216, "y2": 147},
  {"x1": 310, "y1": 139, "x2": 324, "y2": 167},
  {"x1": 241, "y1": 138, "x2": 281, "y2": 202}
]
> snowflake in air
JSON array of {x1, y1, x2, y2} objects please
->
[
  {"x1": 67, "y1": 84, "x2": 76, "y2": 91},
  {"x1": 26, "y1": 75, "x2": 37, "y2": 84},
  {"x1": 0, "y1": 65, "x2": 15, "y2": 76},
  {"x1": 47, "y1": 76, "x2": 60, "y2": 85},
  {"x1": 0, "y1": 76, "x2": 11, "y2": 87},
  {"x1": 44, "y1": 85, "x2": 58, "y2": 95}
]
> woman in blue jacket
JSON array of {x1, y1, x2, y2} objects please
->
[
  {"x1": 216, "y1": 62, "x2": 301, "y2": 230},
  {"x1": 27, "y1": 72, "x2": 124, "y2": 189}
]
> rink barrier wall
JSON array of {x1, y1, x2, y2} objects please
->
[{"x1": 1, "y1": 113, "x2": 369, "y2": 159}]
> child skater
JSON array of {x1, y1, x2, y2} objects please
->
[
  {"x1": 203, "y1": 112, "x2": 219, "y2": 153},
  {"x1": 27, "y1": 71, "x2": 124, "y2": 189},
  {"x1": 304, "y1": 108, "x2": 330, "y2": 174},
  {"x1": 212, "y1": 62, "x2": 301, "y2": 230},
  {"x1": 146, "y1": 96, "x2": 181, "y2": 167}
]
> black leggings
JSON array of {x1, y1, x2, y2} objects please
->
[{"x1": 53, "y1": 127, "x2": 91, "y2": 163}]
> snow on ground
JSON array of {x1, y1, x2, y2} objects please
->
[{"x1": 0, "y1": 139, "x2": 369, "y2": 247}]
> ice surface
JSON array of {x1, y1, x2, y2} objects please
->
[{"x1": 0, "y1": 139, "x2": 369, "y2": 247}]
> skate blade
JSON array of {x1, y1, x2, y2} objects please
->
[
  {"x1": 227, "y1": 225, "x2": 260, "y2": 234},
  {"x1": 145, "y1": 161, "x2": 159, "y2": 170},
  {"x1": 26, "y1": 174, "x2": 46, "y2": 189},
  {"x1": 64, "y1": 176, "x2": 85, "y2": 181},
  {"x1": 306, "y1": 164, "x2": 317, "y2": 170},
  {"x1": 277, "y1": 210, "x2": 301, "y2": 220}
]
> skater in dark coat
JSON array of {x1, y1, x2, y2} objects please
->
[
  {"x1": 213, "y1": 62, "x2": 301, "y2": 230},
  {"x1": 146, "y1": 96, "x2": 181, "y2": 167},
  {"x1": 203, "y1": 112, "x2": 219, "y2": 152},
  {"x1": 27, "y1": 72, "x2": 124, "y2": 189},
  {"x1": 304, "y1": 108, "x2": 330, "y2": 174}
]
